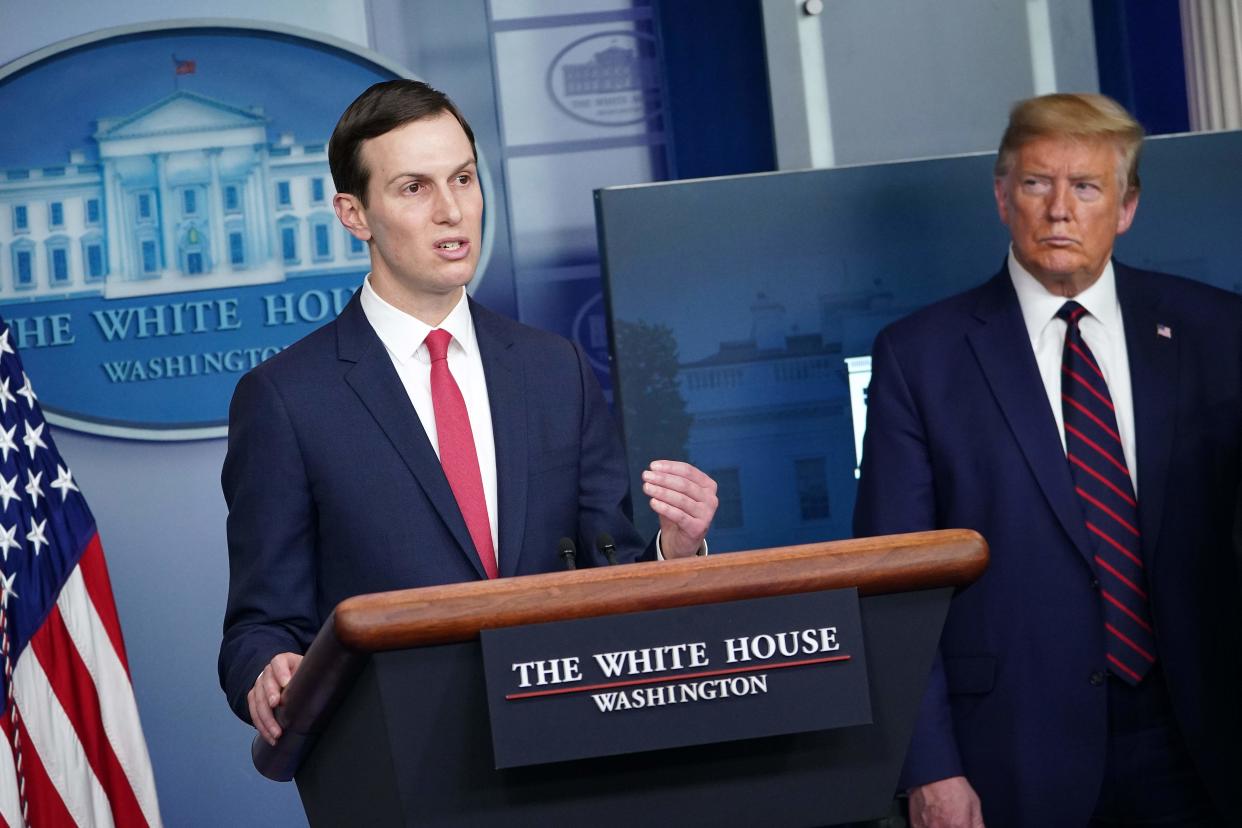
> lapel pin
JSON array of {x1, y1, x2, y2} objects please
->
[{"x1": 1156, "y1": 323, "x2": 1172, "y2": 339}]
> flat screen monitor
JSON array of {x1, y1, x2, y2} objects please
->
[{"x1": 597, "y1": 130, "x2": 1242, "y2": 551}]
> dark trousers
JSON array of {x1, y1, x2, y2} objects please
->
[{"x1": 1089, "y1": 666, "x2": 1219, "y2": 827}]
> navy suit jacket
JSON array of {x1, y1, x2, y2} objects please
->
[
  {"x1": 854, "y1": 262, "x2": 1242, "y2": 826},
  {"x1": 219, "y1": 293, "x2": 650, "y2": 722}
]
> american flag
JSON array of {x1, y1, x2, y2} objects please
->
[{"x1": 0, "y1": 321, "x2": 161, "y2": 827}]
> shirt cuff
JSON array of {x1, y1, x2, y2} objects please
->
[{"x1": 654, "y1": 530, "x2": 708, "y2": 560}]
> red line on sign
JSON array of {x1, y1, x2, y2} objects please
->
[{"x1": 505, "y1": 654, "x2": 852, "y2": 701}]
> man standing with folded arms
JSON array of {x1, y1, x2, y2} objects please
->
[
  {"x1": 219, "y1": 80, "x2": 717, "y2": 746},
  {"x1": 855, "y1": 93, "x2": 1242, "y2": 826}
]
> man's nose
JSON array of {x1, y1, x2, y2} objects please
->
[
  {"x1": 432, "y1": 187, "x2": 463, "y2": 224},
  {"x1": 1046, "y1": 181, "x2": 1072, "y2": 221}
]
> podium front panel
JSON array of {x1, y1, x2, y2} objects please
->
[{"x1": 296, "y1": 588, "x2": 950, "y2": 827}]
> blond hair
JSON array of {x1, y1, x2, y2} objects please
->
[{"x1": 994, "y1": 93, "x2": 1144, "y2": 194}]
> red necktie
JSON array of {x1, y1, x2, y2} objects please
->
[
  {"x1": 425, "y1": 329, "x2": 498, "y2": 579},
  {"x1": 1058, "y1": 301, "x2": 1155, "y2": 684}
]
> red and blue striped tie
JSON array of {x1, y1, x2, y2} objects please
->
[{"x1": 1057, "y1": 301, "x2": 1155, "y2": 685}]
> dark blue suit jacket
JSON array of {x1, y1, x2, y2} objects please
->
[
  {"x1": 219, "y1": 293, "x2": 650, "y2": 722},
  {"x1": 854, "y1": 262, "x2": 1242, "y2": 826}
]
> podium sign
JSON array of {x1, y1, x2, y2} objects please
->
[{"x1": 481, "y1": 588, "x2": 871, "y2": 768}]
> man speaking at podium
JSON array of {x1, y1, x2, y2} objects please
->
[
  {"x1": 219, "y1": 80, "x2": 717, "y2": 747},
  {"x1": 855, "y1": 94, "x2": 1242, "y2": 826}
]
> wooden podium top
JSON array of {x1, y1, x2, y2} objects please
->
[{"x1": 334, "y1": 528, "x2": 986, "y2": 651}]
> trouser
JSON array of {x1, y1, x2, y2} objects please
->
[{"x1": 1089, "y1": 665, "x2": 1218, "y2": 827}]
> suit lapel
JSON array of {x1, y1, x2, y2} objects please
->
[
  {"x1": 966, "y1": 270, "x2": 1096, "y2": 567},
  {"x1": 471, "y1": 300, "x2": 530, "y2": 578},
  {"x1": 1116, "y1": 264, "x2": 1178, "y2": 566},
  {"x1": 335, "y1": 294, "x2": 487, "y2": 579}
]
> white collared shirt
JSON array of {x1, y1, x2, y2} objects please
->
[
  {"x1": 359, "y1": 278, "x2": 500, "y2": 555},
  {"x1": 1008, "y1": 249, "x2": 1138, "y2": 493}
]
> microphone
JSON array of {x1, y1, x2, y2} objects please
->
[
  {"x1": 558, "y1": 537, "x2": 577, "y2": 570},
  {"x1": 596, "y1": 533, "x2": 618, "y2": 566}
]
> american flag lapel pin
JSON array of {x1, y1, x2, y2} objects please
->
[{"x1": 1156, "y1": 323, "x2": 1172, "y2": 339}]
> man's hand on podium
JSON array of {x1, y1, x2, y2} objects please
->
[
  {"x1": 643, "y1": 460, "x2": 718, "y2": 559},
  {"x1": 250, "y1": 652, "x2": 304, "y2": 746}
]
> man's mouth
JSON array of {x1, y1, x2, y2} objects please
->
[{"x1": 434, "y1": 238, "x2": 471, "y2": 260}]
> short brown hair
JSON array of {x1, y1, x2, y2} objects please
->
[
  {"x1": 994, "y1": 93, "x2": 1144, "y2": 194},
  {"x1": 328, "y1": 79, "x2": 477, "y2": 205}
]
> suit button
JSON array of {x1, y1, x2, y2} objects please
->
[
  {"x1": 1090, "y1": 578, "x2": 1100, "y2": 590},
  {"x1": 1089, "y1": 671, "x2": 1106, "y2": 686}
]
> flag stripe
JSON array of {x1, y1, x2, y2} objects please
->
[
  {"x1": 56, "y1": 567, "x2": 160, "y2": 826},
  {"x1": 2, "y1": 713, "x2": 75, "y2": 828},
  {"x1": 13, "y1": 652, "x2": 114, "y2": 827},
  {"x1": 0, "y1": 719, "x2": 23, "y2": 828},
  {"x1": 75, "y1": 536, "x2": 129, "y2": 676},
  {"x1": 31, "y1": 603, "x2": 147, "y2": 828}
]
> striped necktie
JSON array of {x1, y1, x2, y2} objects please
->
[{"x1": 1057, "y1": 301, "x2": 1155, "y2": 684}]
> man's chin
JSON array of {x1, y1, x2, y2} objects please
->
[
  {"x1": 1031, "y1": 252, "x2": 1085, "y2": 276},
  {"x1": 435, "y1": 259, "x2": 480, "y2": 288}
]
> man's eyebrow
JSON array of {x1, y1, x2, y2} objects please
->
[
  {"x1": 385, "y1": 158, "x2": 476, "y2": 186},
  {"x1": 385, "y1": 170, "x2": 423, "y2": 186}
]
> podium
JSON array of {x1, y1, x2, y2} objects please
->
[{"x1": 253, "y1": 529, "x2": 986, "y2": 827}]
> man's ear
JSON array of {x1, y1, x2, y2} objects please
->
[
  {"x1": 1115, "y1": 189, "x2": 1140, "y2": 237},
  {"x1": 993, "y1": 177, "x2": 1011, "y2": 227},
  {"x1": 334, "y1": 192, "x2": 371, "y2": 242}
]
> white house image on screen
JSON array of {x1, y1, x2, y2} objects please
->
[
  {"x1": 0, "y1": 90, "x2": 367, "y2": 304},
  {"x1": 673, "y1": 288, "x2": 894, "y2": 551}
]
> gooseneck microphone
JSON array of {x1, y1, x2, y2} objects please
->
[
  {"x1": 558, "y1": 536, "x2": 577, "y2": 570},
  {"x1": 595, "y1": 533, "x2": 618, "y2": 566}
]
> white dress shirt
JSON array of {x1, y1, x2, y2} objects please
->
[
  {"x1": 1008, "y1": 249, "x2": 1138, "y2": 493},
  {"x1": 359, "y1": 279, "x2": 501, "y2": 556}
]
